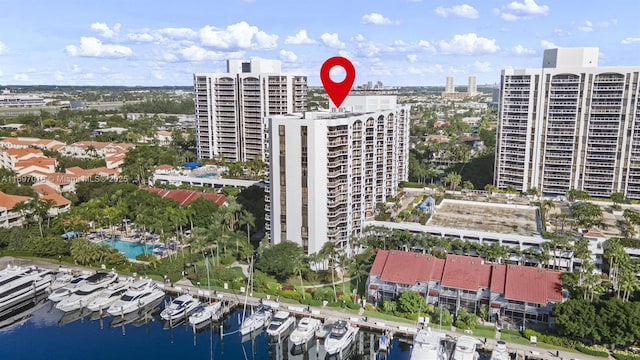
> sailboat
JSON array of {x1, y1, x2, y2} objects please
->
[{"x1": 189, "y1": 256, "x2": 223, "y2": 330}]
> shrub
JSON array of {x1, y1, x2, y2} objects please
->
[
  {"x1": 219, "y1": 254, "x2": 235, "y2": 266},
  {"x1": 575, "y1": 344, "x2": 609, "y2": 358},
  {"x1": 612, "y1": 351, "x2": 640, "y2": 360},
  {"x1": 300, "y1": 298, "x2": 322, "y2": 307},
  {"x1": 364, "y1": 303, "x2": 376, "y2": 312},
  {"x1": 282, "y1": 284, "x2": 295, "y2": 291},
  {"x1": 347, "y1": 302, "x2": 360, "y2": 310},
  {"x1": 281, "y1": 290, "x2": 302, "y2": 301}
]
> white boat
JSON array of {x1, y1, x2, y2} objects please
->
[
  {"x1": 266, "y1": 310, "x2": 296, "y2": 339},
  {"x1": 323, "y1": 320, "x2": 359, "y2": 356},
  {"x1": 452, "y1": 336, "x2": 480, "y2": 360},
  {"x1": 410, "y1": 328, "x2": 447, "y2": 360},
  {"x1": 47, "y1": 275, "x2": 86, "y2": 303},
  {"x1": 289, "y1": 317, "x2": 321, "y2": 346},
  {"x1": 239, "y1": 303, "x2": 273, "y2": 336},
  {"x1": 107, "y1": 278, "x2": 165, "y2": 317},
  {"x1": 55, "y1": 272, "x2": 118, "y2": 312},
  {"x1": 188, "y1": 300, "x2": 222, "y2": 327},
  {"x1": 160, "y1": 294, "x2": 200, "y2": 322},
  {"x1": 0, "y1": 265, "x2": 52, "y2": 314},
  {"x1": 379, "y1": 330, "x2": 393, "y2": 352},
  {"x1": 490, "y1": 340, "x2": 510, "y2": 360},
  {"x1": 50, "y1": 272, "x2": 74, "y2": 290},
  {"x1": 86, "y1": 278, "x2": 133, "y2": 313}
]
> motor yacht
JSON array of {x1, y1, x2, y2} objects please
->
[
  {"x1": 410, "y1": 328, "x2": 448, "y2": 360},
  {"x1": 452, "y1": 335, "x2": 480, "y2": 360},
  {"x1": 86, "y1": 278, "x2": 133, "y2": 313},
  {"x1": 109, "y1": 296, "x2": 164, "y2": 328},
  {"x1": 0, "y1": 265, "x2": 52, "y2": 314},
  {"x1": 266, "y1": 310, "x2": 295, "y2": 340},
  {"x1": 0, "y1": 291, "x2": 49, "y2": 332},
  {"x1": 289, "y1": 317, "x2": 321, "y2": 347},
  {"x1": 490, "y1": 340, "x2": 510, "y2": 360},
  {"x1": 160, "y1": 294, "x2": 200, "y2": 322},
  {"x1": 47, "y1": 275, "x2": 86, "y2": 303},
  {"x1": 188, "y1": 300, "x2": 223, "y2": 328},
  {"x1": 107, "y1": 278, "x2": 165, "y2": 317},
  {"x1": 50, "y1": 272, "x2": 74, "y2": 291},
  {"x1": 239, "y1": 303, "x2": 273, "y2": 336},
  {"x1": 323, "y1": 320, "x2": 359, "y2": 356},
  {"x1": 379, "y1": 330, "x2": 393, "y2": 352},
  {"x1": 55, "y1": 272, "x2": 118, "y2": 312}
]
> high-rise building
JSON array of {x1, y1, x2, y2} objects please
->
[
  {"x1": 193, "y1": 59, "x2": 307, "y2": 162},
  {"x1": 445, "y1": 76, "x2": 454, "y2": 93},
  {"x1": 495, "y1": 47, "x2": 640, "y2": 199},
  {"x1": 468, "y1": 75, "x2": 477, "y2": 96},
  {"x1": 266, "y1": 96, "x2": 410, "y2": 255}
]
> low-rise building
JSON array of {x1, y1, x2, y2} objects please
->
[{"x1": 367, "y1": 250, "x2": 564, "y2": 327}]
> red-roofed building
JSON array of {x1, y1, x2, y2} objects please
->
[
  {"x1": 0, "y1": 191, "x2": 32, "y2": 227},
  {"x1": 143, "y1": 188, "x2": 226, "y2": 206},
  {"x1": 366, "y1": 250, "x2": 564, "y2": 326}
]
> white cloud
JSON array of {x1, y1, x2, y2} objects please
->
[
  {"x1": 361, "y1": 12, "x2": 396, "y2": 25},
  {"x1": 284, "y1": 29, "x2": 315, "y2": 45},
  {"x1": 54, "y1": 71, "x2": 64, "y2": 81},
  {"x1": 199, "y1": 21, "x2": 278, "y2": 50},
  {"x1": 127, "y1": 32, "x2": 156, "y2": 42},
  {"x1": 407, "y1": 64, "x2": 444, "y2": 75},
  {"x1": 438, "y1": 33, "x2": 499, "y2": 55},
  {"x1": 540, "y1": 39, "x2": 557, "y2": 49},
  {"x1": 320, "y1": 33, "x2": 345, "y2": 49},
  {"x1": 434, "y1": 4, "x2": 479, "y2": 19},
  {"x1": 407, "y1": 54, "x2": 418, "y2": 63},
  {"x1": 179, "y1": 45, "x2": 244, "y2": 61},
  {"x1": 65, "y1": 37, "x2": 133, "y2": 58},
  {"x1": 621, "y1": 37, "x2": 640, "y2": 44},
  {"x1": 578, "y1": 20, "x2": 593, "y2": 32},
  {"x1": 90, "y1": 22, "x2": 121, "y2": 38},
  {"x1": 159, "y1": 27, "x2": 198, "y2": 39},
  {"x1": 474, "y1": 60, "x2": 493, "y2": 72},
  {"x1": 497, "y1": 0, "x2": 549, "y2": 21},
  {"x1": 0, "y1": 41, "x2": 7, "y2": 55},
  {"x1": 511, "y1": 44, "x2": 535, "y2": 55},
  {"x1": 506, "y1": 0, "x2": 549, "y2": 15},
  {"x1": 13, "y1": 74, "x2": 28, "y2": 82},
  {"x1": 279, "y1": 49, "x2": 297, "y2": 62}
]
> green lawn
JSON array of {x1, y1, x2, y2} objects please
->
[{"x1": 456, "y1": 325, "x2": 497, "y2": 339}]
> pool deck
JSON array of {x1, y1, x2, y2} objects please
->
[{"x1": 88, "y1": 229, "x2": 180, "y2": 260}]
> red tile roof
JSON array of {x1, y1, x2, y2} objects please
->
[
  {"x1": 489, "y1": 264, "x2": 507, "y2": 293},
  {"x1": 441, "y1": 254, "x2": 491, "y2": 291},
  {"x1": 369, "y1": 250, "x2": 564, "y2": 305},
  {"x1": 143, "y1": 188, "x2": 226, "y2": 206},
  {"x1": 370, "y1": 249, "x2": 445, "y2": 285},
  {"x1": 0, "y1": 191, "x2": 31, "y2": 209},
  {"x1": 504, "y1": 265, "x2": 563, "y2": 304}
]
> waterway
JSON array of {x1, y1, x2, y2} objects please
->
[{"x1": 0, "y1": 297, "x2": 435, "y2": 360}]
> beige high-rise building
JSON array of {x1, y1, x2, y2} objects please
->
[
  {"x1": 193, "y1": 59, "x2": 307, "y2": 162},
  {"x1": 266, "y1": 96, "x2": 410, "y2": 255},
  {"x1": 468, "y1": 75, "x2": 477, "y2": 96},
  {"x1": 445, "y1": 76, "x2": 454, "y2": 93},
  {"x1": 495, "y1": 47, "x2": 640, "y2": 199}
]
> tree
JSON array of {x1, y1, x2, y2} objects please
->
[
  {"x1": 255, "y1": 241, "x2": 305, "y2": 281},
  {"x1": 443, "y1": 172, "x2": 462, "y2": 191},
  {"x1": 397, "y1": 291, "x2": 425, "y2": 314},
  {"x1": 238, "y1": 210, "x2": 255, "y2": 245},
  {"x1": 567, "y1": 188, "x2": 589, "y2": 201},
  {"x1": 610, "y1": 192, "x2": 626, "y2": 208},
  {"x1": 571, "y1": 202, "x2": 603, "y2": 229},
  {"x1": 320, "y1": 241, "x2": 339, "y2": 302}
]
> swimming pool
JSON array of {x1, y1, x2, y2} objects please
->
[
  {"x1": 196, "y1": 172, "x2": 218, "y2": 178},
  {"x1": 101, "y1": 237, "x2": 156, "y2": 259}
]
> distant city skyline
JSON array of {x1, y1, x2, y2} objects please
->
[{"x1": 0, "y1": 0, "x2": 638, "y2": 87}]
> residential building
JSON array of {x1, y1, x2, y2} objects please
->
[
  {"x1": 468, "y1": 75, "x2": 477, "y2": 96},
  {"x1": 0, "y1": 91, "x2": 45, "y2": 108},
  {"x1": 0, "y1": 191, "x2": 32, "y2": 227},
  {"x1": 495, "y1": 47, "x2": 640, "y2": 199},
  {"x1": 441, "y1": 76, "x2": 478, "y2": 99},
  {"x1": 194, "y1": 59, "x2": 307, "y2": 162},
  {"x1": 267, "y1": 99, "x2": 409, "y2": 255},
  {"x1": 367, "y1": 250, "x2": 564, "y2": 326},
  {"x1": 445, "y1": 76, "x2": 454, "y2": 94},
  {"x1": 0, "y1": 137, "x2": 65, "y2": 151}
]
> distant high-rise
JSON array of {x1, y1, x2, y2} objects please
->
[
  {"x1": 193, "y1": 59, "x2": 307, "y2": 162},
  {"x1": 468, "y1": 76, "x2": 477, "y2": 96},
  {"x1": 445, "y1": 76, "x2": 454, "y2": 93},
  {"x1": 266, "y1": 96, "x2": 410, "y2": 255},
  {"x1": 495, "y1": 47, "x2": 640, "y2": 199}
]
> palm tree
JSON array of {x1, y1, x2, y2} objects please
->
[
  {"x1": 34, "y1": 198, "x2": 55, "y2": 238},
  {"x1": 619, "y1": 264, "x2": 640, "y2": 302},
  {"x1": 443, "y1": 172, "x2": 462, "y2": 191},
  {"x1": 238, "y1": 210, "x2": 255, "y2": 245},
  {"x1": 292, "y1": 258, "x2": 306, "y2": 300},
  {"x1": 320, "y1": 241, "x2": 338, "y2": 302}
]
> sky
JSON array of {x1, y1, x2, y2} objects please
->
[{"x1": 0, "y1": 0, "x2": 638, "y2": 87}]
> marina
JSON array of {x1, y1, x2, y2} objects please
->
[{"x1": 0, "y1": 263, "x2": 599, "y2": 360}]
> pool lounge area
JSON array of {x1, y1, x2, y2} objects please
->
[{"x1": 100, "y1": 237, "x2": 157, "y2": 259}]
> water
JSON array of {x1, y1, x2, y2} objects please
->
[
  {"x1": 0, "y1": 299, "x2": 419, "y2": 360},
  {"x1": 196, "y1": 172, "x2": 218, "y2": 178},
  {"x1": 100, "y1": 237, "x2": 156, "y2": 259}
]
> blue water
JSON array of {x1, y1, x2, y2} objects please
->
[
  {"x1": 0, "y1": 301, "x2": 418, "y2": 360},
  {"x1": 196, "y1": 172, "x2": 218, "y2": 178},
  {"x1": 100, "y1": 237, "x2": 156, "y2": 259}
]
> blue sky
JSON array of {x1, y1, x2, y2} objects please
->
[{"x1": 0, "y1": 0, "x2": 638, "y2": 87}]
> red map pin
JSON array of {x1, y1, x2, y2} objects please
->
[{"x1": 320, "y1": 56, "x2": 356, "y2": 108}]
